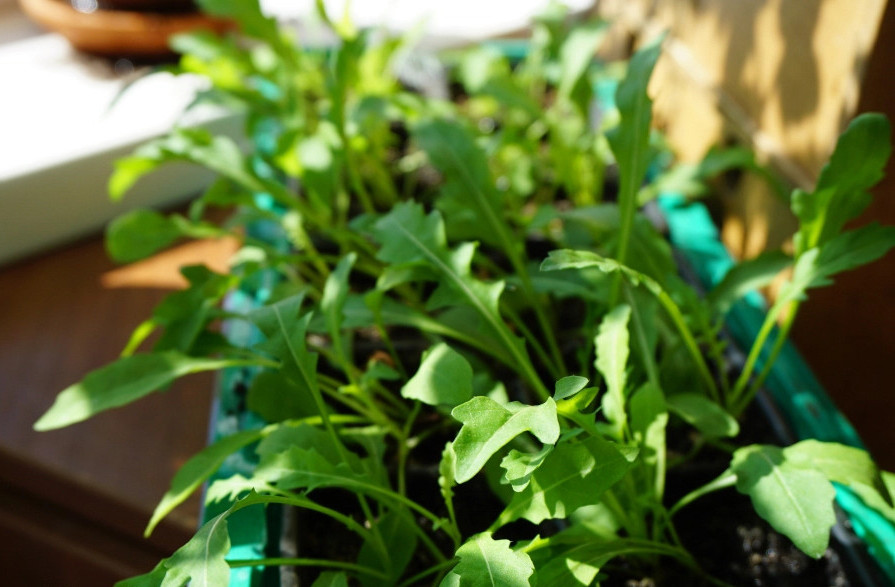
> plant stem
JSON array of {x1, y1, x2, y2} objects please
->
[
  {"x1": 669, "y1": 470, "x2": 737, "y2": 518},
  {"x1": 729, "y1": 297, "x2": 798, "y2": 415}
]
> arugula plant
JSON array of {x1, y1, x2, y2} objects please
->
[{"x1": 35, "y1": 0, "x2": 895, "y2": 585}]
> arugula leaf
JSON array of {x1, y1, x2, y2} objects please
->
[
  {"x1": 312, "y1": 573, "x2": 349, "y2": 587},
  {"x1": 731, "y1": 445, "x2": 836, "y2": 558},
  {"x1": 401, "y1": 343, "x2": 474, "y2": 407},
  {"x1": 497, "y1": 436, "x2": 634, "y2": 526},
  {"x1": 357, "y1": 509, "x2": 417, "y2": 587},
  {"x1": 792, "y1": 113, "x2": 891, "y2": 255},
  {"x1": 146, "y1": 428, "x2": 264, "y2": 536},
  {"x1": 606, "y1": 37, "x2": 662, "y2": 275},
  {"x1": 776, "y1": 223, "x2": 895, "y2": 307},
  {"x1": 707, "y1": 250, "x2": 792, "y2": 317},
  {"x1": 594, "y1": 304, "x2": 631, "y2": 436},
  {"x1": 249, "y1": 293, "x2": 319, "y2": 404},
  {"x1": 35, "y1": 352, "x2": 262, "y2": 430},
  {"x1": 542, "y1": 249, "x2": 719, "y2": 400},
  {"x1": 554, "y1": 376, "x2": 589, "y2": 400},
  {"x1": 783, "y1": 440, "x2": 892, "y2": 506},
  {"x1": 105, "y1": 209, "x2": 182, "y2": 263},
  {"x1": 630, "y1": 383, "x2": 667, "y2": 499},
  {"x1": 450, "y1": 396, "x2": 560, "y2": 483},
  {"x1": 557, "y1": 21, "x2": 607, "y2": 106},
  {"x1": 532, "y1": 532, "x2": 689, "y2": 586},
  {"x1": 443, "y1": 533, "x2": 535, "y2": 587},
  {"x1": 118, "y1": 513, "x2": 232, "y2": 587},
  {"x1": 500, "y1": 445, "x2": 554, "y2": 492},
  {"x1": 666, "y1": 393, "x2": 739, "y2": 439},
  {"x1": 373, "y1": 203, "x2": 544, "y2": 396},
  {"x1": 413, "y1": 119, "x2": 506, "y2": 247}
]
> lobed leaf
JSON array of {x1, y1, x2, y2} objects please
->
[
  {"x1": 118, "y1": 513, "x2": 232, "y2": 587},
  {"x1": 497, "y1": 436, "x2": 634, "y2": 526},
  {"x1": 451, "y1": 396, "x2": 560, "y2": 483},
  {"x1": 443, "y1": 533, "x2": 534, "y2": 587}
]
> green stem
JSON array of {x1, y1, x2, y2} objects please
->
[
  {"x1": 733, "y1": 301, "x2": 800, "y2": 416},
  {"x1": 729, "y1": 298, "x2": 797, "y2": 413},
  {"x1": 669, "y1": 470, "x2": 737, "y2": 518}
]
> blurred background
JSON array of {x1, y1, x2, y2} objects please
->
[{"x1": 0, "y1": 0, "x2": 893, "y2": 583}]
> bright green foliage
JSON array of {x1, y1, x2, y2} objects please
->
[
  {"x1": 443, "y1": 533, "x2": 535, "y2": 587},
  {"x1": 707, "y1": 250, "x2": 792, "y2": 316},
  {"x1": 497, "y1": 436, "x2": 634, "y2": 525},
  {"x1": 731, "y1": 444, "x2": 837, "y2": 558},
  {"x1": 34, "y1": 1, "x2": 895, "y2": 584},
  {"x1": 401, "y1": 343, "x2": 474, "y2": 407},
  {"x1": 450, "y1": 397, "x2": 560, "y2": 483},
  {"x1": 666, "y1": 393, "x2": 739, "y2": 439},
  {"x1": 34, "y1": 352, "x2": 263, "y2": 430},
  {"x1": 118, "y1": 514, "x2": 232, "y2": 587},
  {"x1": 792, "y1": 114, "x2": 891, "y2": 255},
  {"x1": 146, "y1": 429, "x2": 264, "y2": 536},
  {"x1": 594, "y1": 304, "x2": 632, "y2": 436}
]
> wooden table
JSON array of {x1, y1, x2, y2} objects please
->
[{"x1": 0, "y1": 231, "x2": 236, "y2": 585}]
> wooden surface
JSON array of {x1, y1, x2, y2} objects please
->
[{"x1": 0, "y1": 229, "x2": 236, "y2": 584}]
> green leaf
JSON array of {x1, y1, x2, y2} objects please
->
[
  {"x1": 115, "y1": 561, "x2": 168, "y2": 587},
  {"x1": 152, "y1": 266, "x2": 237, "y2": 354},
  {"x1": 451, "y1": 396, "x2": 560, "y2": 483},
  {"x1": 777, "y1": 223, "x2": 895, "y2": 307},
  {"x1": 357, "y1": 509, "x2": 417, "y2": 587},
  {"x1": 146, "y1": 428, "x2": 264, "y2": 536},
  {"x1": 497, "y1": 436, "x2": 634, "y2": 526},
  {"x1": 707, "y1": 251, "x2": 792, "y2": 316},
  {"x1": 249, "y1": 293, "x2": 320, "y2": 401},
  {"x1": 255, "y1": 446, "x2": 371, "y2": 492},
  {"x1": 630, "y1": 383, "x2": 667, "y2": 499},
  {"x1": 557, "y1": 21, "x2": 607, "y2": 102},
  {"x1": 35, "y1": 352, "x2": 260, "y2": 430},
  {"x1": 533, "y1": 533, "x2": 687, "y2": 586},
  {"x1": 321, "y1": 253, "x2": 357, "y2": 370},
  {"x1": 731, "y1": 444, "x2": 836, "y2": 558},
  {"x1": 401, "y1": 343, "x2": 474, "y2": 407},
  {"x1": 105, "y1": 209, "x2": 183, "y2": 263},
  {"x1": 109, "y1": 129, "x2": 272, "y2": 203},
  {"x1": 443, "y1": 533, "x2": 534, "y2": 587},
  {"x1": 247, "y1": 371, "x2": 322, "y2": 422},
  {"x1": 373, "y1": 203, "x2": 540, "y2": 392},
  {"x1": 554, "y1": 376, "x2": 589, "y2": 400},
  {"x1": 594, "y1": 304, "x2": 631, "y2": 435},
  {"x1": 542, "y1": 250, "x2": 662, "y2": 298},
  {"x1": 666, "y1": 393, "x2": 739, "y2": 439},
  {"x1": 195, "y1": 0, "x2": 279, "y2": 40},
  {"x1": 500, "y1": 445, "x2": 553, "y2": 492},
  {"x1": 606, "y1": 37, "x2": 662, "y2": 271},
  {"x1": 793, "y1": 113, "x2": 891, "y2": 255},
  {"x1": 119, "y1": 513, "x2": 232, "y2": 587},
  {"x1": 412, "y1": 119, "x2": 505, "y2": 248},
  {"x1": 783, "y1": 440, "x2": 892, "y2": 506}
]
